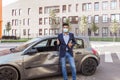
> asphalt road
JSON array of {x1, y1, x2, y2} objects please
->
[{"x1": 0, "y1": 42, "x2": 120, "y2": 80}]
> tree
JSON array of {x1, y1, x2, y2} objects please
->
[
  {"x1": 5, "y1": 22, "x2": 11, "y2": 36},
  {"x1": 49, "y1": 10, "x2": 59, "y2": 27},
  {"x1": 65, "y1": 18, "x2": 71, "y2": 30},
  {"x1": 91, "y1": 21, "x2": 98, "y2": 36},
  {"x1": 79, "y1": 15, "x2": 87, "y2": 36},
  {"x1": 110, "y1": 19, "x2": 120, "y2": 42}
]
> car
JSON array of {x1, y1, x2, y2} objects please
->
[{"x1": 0, "y1": 36, "x2": 100, "y2": 80}]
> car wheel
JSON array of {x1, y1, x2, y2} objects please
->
[
  {"x1": 0, "y1": 66, "x2": 19, "y2": 80},
  {"x1": 81, "y1": 58, "x2": 97, "y2": 76}
]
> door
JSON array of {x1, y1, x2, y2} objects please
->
[
  {"x1": 23, "y1": 38, "x2": 59, "y2": 79},
  {"x1": 66, "y1": 38, "x2": 85, "y2": 71}
]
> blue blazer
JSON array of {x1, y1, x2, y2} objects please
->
[{"x1": 58, "y1": 33, "x2": 76, "y2": 58}]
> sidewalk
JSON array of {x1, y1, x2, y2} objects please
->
[
  {"x1": 0, "y1": 42, "x2": 23, "y2": 48},
  {"x1": 90, "y1": 41, "x2": 120, "y2": 48}
]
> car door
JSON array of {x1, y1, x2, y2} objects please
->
[
  {"x1": 66, "y1": 38, "x2": 85, "y2": 71},
  {"x1": 73, "y1": 38, "x2": 85, "y2": 58},
  {"x1": 23, "y1": 39, "x2": 59, "y2": 79}
]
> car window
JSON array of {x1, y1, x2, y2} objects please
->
[
  {"x1": 34, "y1": 40, "x2": 48, "y2": 48},
  {"x1": 50, "y1": 39, "x2": 57, "y2": 46},
  {"x1": 74, "y1": 39, "x2": 84, "y2": 49}
]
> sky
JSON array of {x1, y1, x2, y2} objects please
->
[{"x1": 2, "y1": 0, "x2": 18, "y2": 7}]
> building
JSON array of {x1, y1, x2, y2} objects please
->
[
  {"x1": 0, "y1": 0, "x2": 2, "y2": 39},
  {"x1": 2, "y1": 0, "x2": 120, "y2": 38}
]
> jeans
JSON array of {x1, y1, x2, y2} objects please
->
[{"x1": 60, "y1": 52, "x2": 76, "y2": 80}]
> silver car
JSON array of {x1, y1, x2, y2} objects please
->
[{"x1": 0, "y1": 36, "x2": 100, "y2": 80}]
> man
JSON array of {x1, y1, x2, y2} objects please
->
[{"x1": 57, "y1": 23, "x2": 77, "y2": 80}]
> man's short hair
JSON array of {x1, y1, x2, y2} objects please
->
[{"x1": 62, "y1": 23, "x2": 69, "y2": 27}]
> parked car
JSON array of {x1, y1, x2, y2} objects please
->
[{"x1": 0, "y1": 36, "x2": 100, "y2": 80}]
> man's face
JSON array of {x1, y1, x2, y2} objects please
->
[{"x1": 63, "y1": 25, "x2": 69, "y2": 33}]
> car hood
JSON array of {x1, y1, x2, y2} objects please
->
[
  {"x1": 0, "y1": 52, "x2": 23, "y2": 64},
  {"x1": 0, "y1": 49, "x2": 11, "y2": 56}
]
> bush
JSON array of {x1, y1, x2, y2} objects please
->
[{"x1": 2, "y1": 36, "x2": 20, "y2": 40}]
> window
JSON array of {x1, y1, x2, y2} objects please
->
[
  {"x1": 39, "y1": 18, "x2": 42, "y2": 25},
  {"x1": 49, "y1": 28, "x2": 59, "y2": 35},
  {"x1": 44, "y1": 29, "x2": 48, "y2": 35},
  {"x1": 12, "y1": 29, "x2": 14, "y2": 35},
  {"x1": 50, "y1": 39, "x2": 57, "y2": 46},
  {"x1": 62, "y1": 17, "x2": 67, "y2": 23},
  {"x1": 14, "y1": 29, "x2": 17, "y2": 36},
  {"x1": 74, "y1": 39, "x2": 84, "y2": 49},
  {"x1": 23, "y1": 29, "x2": 26, "y2": 36},
  {"x1": 49, "y1": 17, "x2": 60, "y2": 25},
  {"x1": 75, "y1": 28, "x2": 79, "y2": 36},
  {"x1": 12, "y1": 19, "x2": 14, "y2": 26},
  {"x1": 103, "y1": 14, "x2": 108, "y2": 22},
  {"x1": 12, "y1": 9, "x2": 14, "y2": 16},
  {"x1": 44, "y1": 6, "x2": 60, "y2": 14},
  {"x1": 111, "y1": 0, "x2": 117, "y2": 9},
  {"x1": 49, "y1": 29, "x2": 54, "y2": 35},
  {"x1": 68, "y1": 16, "x2": 79, "y2": 24},
  {"x1": 111, "y1": 14, "x2": 115, "y2": 22},
  {"x1": 54, "y1": 29, "x2": 59, "y2": 35},
  {"x1": 28, "y1": 18, "x2": 30, "y2": 26},
  {"x1": 23, "y1": 19, "x2": 25, "y2": 25},
  {"x1": 88, "y1": 28, "x2": 91, "y2": 36},
  {"x1": 76, "y1": 4, "x2": 78, "y2": 12},
  {"x1": 88, "y1": 15, "x2": 91, "y2": 23},
  {"x1": 102, "y1": 27, "x2": 108, "y2": 36},
  {"x1": 28, "y1": 29, "x2": 30, "y2": 37},
  {"x1": 19, "y1": 9, "x2": 21, "y2": 16},
  {"x1": 119, "y1": 0, "x2": 120, "y2": 9},
  {"x1": 94, "y1": 15, "x2": 99, "y2": 23},
  {"x1": 94, "y1": 2, "x2": 99, "y2": 11},
  {"x1": 68, "y1": 4, "x2": 71, "y2": 12},
  {"x1": 94, "y1": 28, "x2": 99, "y2": 36},
  {"x1": 28, "y1": 8, "x2": 31, "y2": 15},
  {"x1": 39, "y1": 7, "x2": 42, "y2": 14},
  {"x1": 87, "y1": 3, "x2": 92, "y2": 11},
  {"x1": 82, "y1": 3, "x2": 86, "y2": 11},
  {"x1": 116, "y1": 14, "x2": 120, "y2": 22},
  {"x1": 62, "y1": 5, "x2": 66, "y2": 13},
  {"x1": 119, "y1": 30, "x2": 120, "y2": 36},
  {"x1": 82, "y1": 3, "x2": 92, "y2": 11},
  {"x1": 19, "y1": 20, "x2": 22, "y2": 26},
  {"x1": 44, "y1": 18, "x2": 49, "y2": 25},
  {"x1": 15, "y1": 9, "x2": 17, "y2": 16},
  {"x1": 15, "y1": 19, "x2": 18, "y2": 26},
  {"x1": 111, "y1": 14, "x2": 120, "y2": 22},
  {"x1": 39, "y1": 29, "x2": 42, "y2": 35},
  {"x1": 102, "y1": 1, "x2": 108, "y2": 10},
  {"x1": 34, "y1": 40, "x2": 48, "y2": 48}
]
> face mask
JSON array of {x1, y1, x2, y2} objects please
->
[{"x1": 63, "y1": 28, "x2": 69, "y2": 33}]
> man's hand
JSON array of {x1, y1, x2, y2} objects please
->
[
  {"x1": 68, "y1": 40, "x2": 73, "y2": 48},
  {"x1": 57, "y1": 39, "x2": 60, "y2": 45}
]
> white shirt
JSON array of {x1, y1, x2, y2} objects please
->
[{"x1": 63, "y1": 33, "x2": 70, "y2": 50}]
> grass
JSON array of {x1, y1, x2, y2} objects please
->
[
  {"x1": 89, "y1": 37, "x2": 120, "y2": 42},
  {"x1": 1, "y1": 37, "x2": 120, "y2": 43},
  {"x1": 1, "y1": 38, "x2": 30, "y2": 43}
]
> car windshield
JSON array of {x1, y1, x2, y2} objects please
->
[{"x1": 10, "y1": 38, "x2": 40, "y2": 53}]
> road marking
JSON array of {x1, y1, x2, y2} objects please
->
[
  {"x1": 116, "y1": 52, "x2": 120, "y2": 60},
  {"x1": 105, "y1": 52, "x2": 113, "y2": 62}
]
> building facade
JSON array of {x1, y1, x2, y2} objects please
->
[
  {"x1": 0, "y1": 0, "x2": 2, "y2": 39},
  {"x1": 2, "y1": 0, "x2": 120, "y2": 38}
]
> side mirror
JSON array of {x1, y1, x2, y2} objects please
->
[{"x1": 26, "y1": 48, "x2": 38, "y2": 55}]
